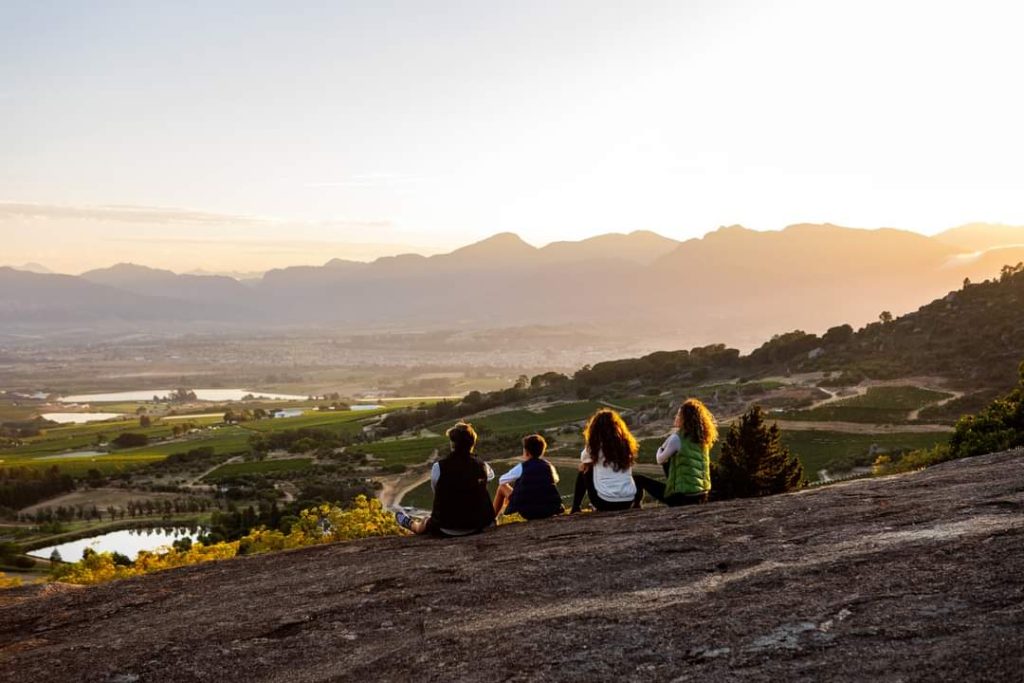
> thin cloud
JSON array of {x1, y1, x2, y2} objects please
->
[{"x1": 0, "y1": 202, "x2": 268, "y2": 225}]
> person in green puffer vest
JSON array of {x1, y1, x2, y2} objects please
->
[{"x1": 634, "y1": 398, "x2": 717, "y2": 506}]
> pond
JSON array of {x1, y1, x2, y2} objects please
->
[
  {"x1": 40, "y1": 412, "x2": 127, "y2": 424},
  {"x1": 59, "y1": 389, "x2": 308, "y2": 403},
  {"x1": 28, "y1": 527, "x2": 205, "y2": 562},
  {"x1": 351, "y1": 404, "x2": 384, "y2": 411}
]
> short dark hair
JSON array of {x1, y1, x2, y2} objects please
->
[
  {"x1": 446, "y1": 421, "x2": 478, "y2": 453},
  {"x1": 522, "y1": 434, "x2": 547, "y2": 458}
]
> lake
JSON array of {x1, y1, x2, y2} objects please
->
[
  {"x1": 28, "y1": 527, "x2": 204, "y2": 562},
  {"x1": 60, "y1": 389, "x2": 308, "y2": 403},
  {"x1": 351, "y1": 404, "x2": 384, "y2": 411},
  {"x1": 41, "y1": 412, "x2": 127, "y2": 424}
]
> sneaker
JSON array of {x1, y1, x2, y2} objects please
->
[{"x1": 394, "y1": 510, "x2": 415, "y2": 531}]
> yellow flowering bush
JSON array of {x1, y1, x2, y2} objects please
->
[
  {"x1": 49, "y1": 496, "x2": 401, "y2": 586},
  {"x1": 0, "y1": 572, "x2": 22, "y2": 589}
]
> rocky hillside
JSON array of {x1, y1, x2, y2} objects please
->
[{"x1": 2, "y1": 450, "x2": 1022, "y2": 682}]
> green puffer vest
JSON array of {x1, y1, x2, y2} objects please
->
[{"x1": 664, "y1": 435, "x2": 711, "y2": 497}]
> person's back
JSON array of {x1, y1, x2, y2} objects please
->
[
  {"x1": 493, "y1": 434, "x2": 564, "y2": 520},
  {"x1": 663, "y1": 434, "x2": 711, "y2": 498},
  {"x1": 394, "y1": 421, "x2": 496, "y2": 537},
  {"x1": 634, "y1": 399, "x2": 716, "y2": 507},
  {"x1": 506, "y1": 457, "x2": 563, "y2": 520},
  {"x1": 433, "y1": 450, "x2": 496, "y2": 531}
]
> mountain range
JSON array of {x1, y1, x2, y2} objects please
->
[{"x1": 3, "y1": 223, "x2": 1023, "y2": 349}]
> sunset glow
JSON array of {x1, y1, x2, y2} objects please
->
[{"x1": 3, "y1": 1, "x2": 1024, "y2": 272}]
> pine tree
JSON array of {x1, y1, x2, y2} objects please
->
[{"x1": 714, "y1": 406, "x2": 805, "y2": 499}]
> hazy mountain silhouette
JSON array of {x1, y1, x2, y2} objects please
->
[
  {"x1": 539, "y1": 230, "x2": 679, "y2": 265},
  {"x1": 81, "y1": 263, "x2": 251, "y2": 305},
  {"x1": 0, "y1": 267, "x2": 194, "y2": 324},
  {"x1": 5, "y1": 226, "x2": 1024, "y2": 348}
]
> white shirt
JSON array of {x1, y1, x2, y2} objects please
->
[
  {"x1": 656, "y1": 432, "x2": 682, "y2": 465},
  {"x1": 581, "y1": 446, "x2": 636, "y2": 502},
  {"x1": 499, "y1": 460, "x2": 560, "y2": 486}
]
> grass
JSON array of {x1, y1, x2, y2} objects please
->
[
  {"x1": 779, "y1": 429, "x2": 947, "y2": 478},
  {"x1": 117, "y1": 427, "x2": 255, "y2": 458},
  {"x1": 447, "y1": 401, "x2": 603, "y2": 436},
  {"x1": 778, "y1": 386, "x2": 952, "y2": 424},
  {"x1": 202, "y1": 458, "x2": 314, "y2": 482},
  {"x1": 355, "y1": 436, "x2": 448, "y2": 465},
  {"x1": 0, "y1": 453, "x2": 166, "y2": 476},
  {"x1": 242, "y1": 409, "x2": 385, "y2": 435}
]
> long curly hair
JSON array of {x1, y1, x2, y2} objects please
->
[
  {"x1": 679, "y1": 399, "x2": 718, "y2": 449},
  {"x1": 583, "y1": 408, "x2": 638, "y2": 472}
]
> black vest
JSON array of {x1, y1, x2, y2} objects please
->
[
  {"x1": 431, "y1": 451, "x2": 496, "y2": 531},
  {"x1": 507, "y1": 457, "x2": 564, "y2": 520}
]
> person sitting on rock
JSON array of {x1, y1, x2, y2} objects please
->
[
  {"x1": 633, "y1": 398, "x2": 716, "y2": 506},
  {"x1": 395, "y1": 421, "x2": 496, "y2": 537},
  {"x1": 570, "y1": 408, "x2": 644, "y2": 513},
  {"x1": 492, "y1": 434, "x2": 564, "y2": 520}
]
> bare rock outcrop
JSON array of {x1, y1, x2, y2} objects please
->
[{"x1": 2, "y1": 450, "x2": 1023, "y2": 682}]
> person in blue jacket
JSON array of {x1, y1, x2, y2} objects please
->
[{"x1": 492, "y1": 434, "x2": 564, "y2": 520}]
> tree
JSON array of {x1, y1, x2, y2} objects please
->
[
  {"x1": 879, "y1": 311, "x2": 893, "y2": 324},
  {"x1": 111, "y1": 433, "x2": 148, "y2": 448},
  {"x1": 714, "y1": 406, "x2": 805, "y2": 499},
  {"x1": 949, "y1": 361, "x2": 1024, "y2": 459},
  {"x1": 139, "y1": 415, "x2": 152, "y2": 428}
]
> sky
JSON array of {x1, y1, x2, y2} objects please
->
[{"x1": 3, "y1": 0, "x2": 1024, "y2": 273}]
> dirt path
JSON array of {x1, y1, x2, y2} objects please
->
[
  {"x1": 186, "y1": 456, "x2": 242, "y2": 487},
  {"x1": 378, "y1": 467, "x2": 433, "y2": 509},
  {"x1": 908, "y1": 388, "x2": 965, "y2": 421}
]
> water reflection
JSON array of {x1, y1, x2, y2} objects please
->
[{"x1": 29, "y1": 526, "x2": 205, "y2": 562}]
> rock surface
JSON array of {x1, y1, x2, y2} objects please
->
[{"x1": 2, "y1": 450, "x2": 1023, "y2": 682}]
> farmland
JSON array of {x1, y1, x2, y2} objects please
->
[
  {"x1": 777, "y1": 386, "x2": 952, "y2": 424},
  {"x1": 203, "y1": 458, "x2": 314, "y2": 482}
]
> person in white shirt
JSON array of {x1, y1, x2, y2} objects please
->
[
  {"x1": 492, "y1": 434, "x2": 564, "y2": 519},
  {"x1": 570, "y1": 408, "x2": 644, "y2": 513}
]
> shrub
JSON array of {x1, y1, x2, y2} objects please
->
[
  {"x1": 949, "y1": 362, "x2": 1024, "y2": 459},
  {"x1": 713, "y1": 406, "x2": 805, "y2": 499}
]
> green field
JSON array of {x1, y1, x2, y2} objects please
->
[
  {"x1": 242, "y1": 409, "x2": 385, "y2": 435},
  {"x1": 778, "y1": 386, "x2": 952, "y2": 424},
  {"x1": 445, "y1": 401, "x2": 603, "y2": 436},
  {"x1": 0, "y1": 452, "x2": 167, "y2": 476},
  {"x1": 203, "y1": 458, "x2": 314, "y2": 482},
  {"x1": 355, "y1": 436, "x2": 448, "y2": 465},
  {"x1": 780, "y1": 429, "x2": 947, "y2": 478},
  {"x1": 118, "y1": 426, "x2": 255, "y2": 458}
]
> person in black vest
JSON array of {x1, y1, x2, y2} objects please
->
[
  {"x1": 394, "y1": 421, "x2": 497, "y2": 537},
  {"x1": 492, "y1": 434, "x2": 564, "y2": 520}
]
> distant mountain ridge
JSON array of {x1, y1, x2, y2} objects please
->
[{"x1": 3, "y1": 225, "x2": 1024, "y2": 348}]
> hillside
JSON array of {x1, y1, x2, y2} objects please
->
[{"x1": 2, "y1": 449, "x2": 1022, "y2": 682}]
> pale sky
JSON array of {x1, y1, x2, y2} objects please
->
[{"x1": 3, "y1": 1, "x2": 1024, "y2": 273}]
